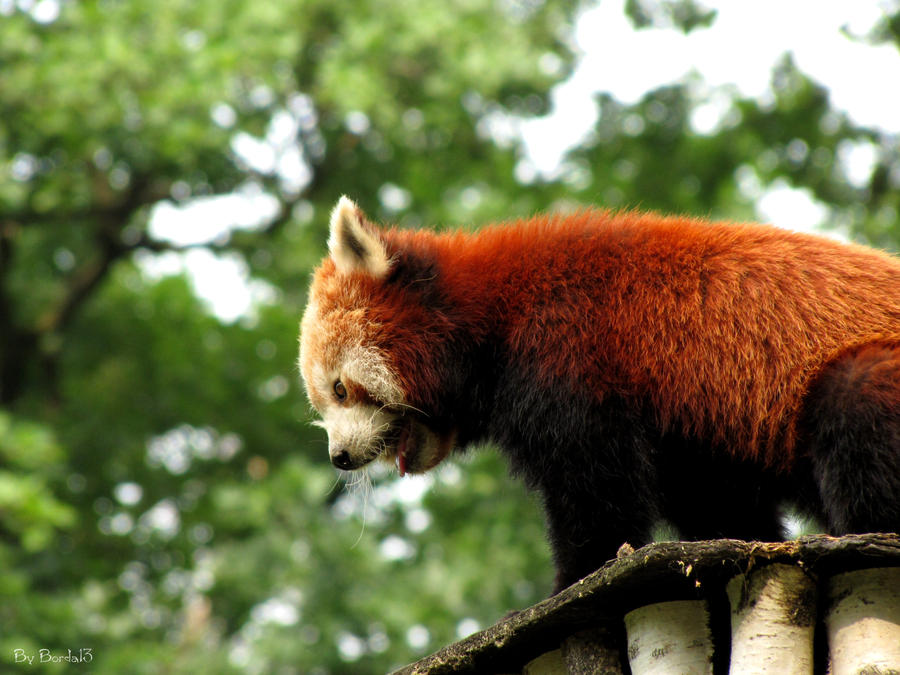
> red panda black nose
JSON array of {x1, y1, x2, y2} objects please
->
[{"x1": 331, "y1": 449, "x2": 354, "y2": 470}]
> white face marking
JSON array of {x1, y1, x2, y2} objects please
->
[
  {"x1": 319, "y1": 403, "x2": 396, "y2": 463},
  {"x1": 342, "y1": 346, "x2": 405, "y2": 406}
]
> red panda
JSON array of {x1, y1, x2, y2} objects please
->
[{"x1": 299, "y1": 196, "x2": 900, "y2": 592}]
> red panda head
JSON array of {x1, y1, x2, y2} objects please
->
[{"x1": 299, "y1": 197, "x2": 456, "y2": 477}]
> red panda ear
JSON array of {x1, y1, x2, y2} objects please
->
[{"x1": 327, "y1": 196, "x2": 391, "y2": 279}]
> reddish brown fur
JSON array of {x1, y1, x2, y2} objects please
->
[{"x1": 361, "y1": 210, "x2": 900, "y2": 468}]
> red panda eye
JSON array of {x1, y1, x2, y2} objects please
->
[{"x1": 333, "y1": 380, "x2": 347, "y2": 401}]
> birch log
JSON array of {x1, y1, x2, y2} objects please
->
[
  {"x1": 624, "y1": 600, "x2": 713, "y2": 675},
  {"x1": 726, "y1": 563, "x2": 816, "y2": 674},
  {"x1": 826, "y1": 567, "x2": 900, "y2": 674}
]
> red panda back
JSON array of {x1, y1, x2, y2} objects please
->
[{"x1": 386, "y1": 209, "x2": 900, "y2": 466}]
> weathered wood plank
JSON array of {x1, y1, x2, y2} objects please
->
[{"x1": 390, "y1": 534, "x2": 900, "y2": 675}]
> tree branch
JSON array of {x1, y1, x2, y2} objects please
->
[
  {"x1": 3, "y1": 168, "x2": 306, "y2": 405},
  {"x1": 0, "y1": 221, "x2": 39, "y2": 405},
  {"x1": 31, "y1": 177, "x2": 162, "y2": 336},
  {"x1": 34, "y1": 234, "x2": 123, "y2": 336}
]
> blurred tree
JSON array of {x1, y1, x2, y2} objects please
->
[
  {"x1": 0, "y1": 0, "x2": 897, "y2": 672},
  {"x1": 0, "y1": 1, "x2": 575, "y2": 672}
]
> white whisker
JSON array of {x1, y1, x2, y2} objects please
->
[
  {"x1": 382, "y1": 401, "x2": 428, "y2": 417},
  {"x1": 346, "y1": 468, "x2": 373, "y2": 548},
  {"x1": 327, "y1": 472, "x2": 342, "y2": 494}
]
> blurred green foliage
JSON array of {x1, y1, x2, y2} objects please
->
[{"x1": 0, "y1": 0, "x2": 898, "y2": 672}]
